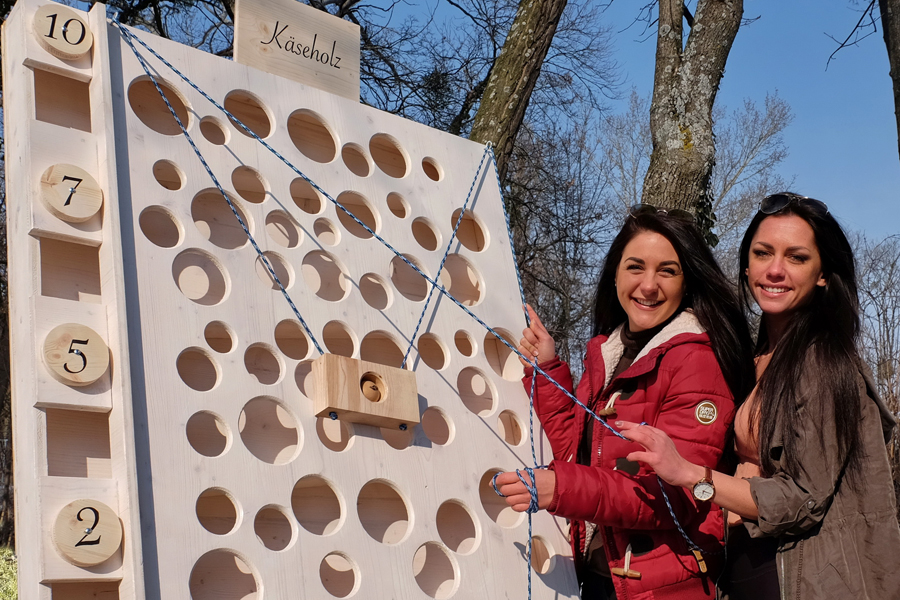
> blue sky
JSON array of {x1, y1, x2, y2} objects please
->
[{"x1": 601, "y1": 0, "x2": 900, "y2": 240}]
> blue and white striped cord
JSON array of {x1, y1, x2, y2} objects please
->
[{"x1": 112, "y1": 15, "x2": 325, "y2": 356}]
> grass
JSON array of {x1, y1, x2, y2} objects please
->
[{"x1": 0, "y1": 547, "x2": 15, "y2": 600}]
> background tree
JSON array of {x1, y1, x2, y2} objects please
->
[{"x1": 642, "y1": 0, "x2": 743, "y2": 244}]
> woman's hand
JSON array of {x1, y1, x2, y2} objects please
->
[
  {"x1": 616, "y1": 421, "x2": 704, "y2": 489},
  {"x1": 493, "y1": 469, "x2": 557, "y2": 513},
  {"x1": 518, "y1": 305, "x2": 556, "y2": 366}
]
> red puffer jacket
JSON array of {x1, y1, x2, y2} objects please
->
[{"x1": 525, "y1": 312, "x2": 735, "y2": 599}]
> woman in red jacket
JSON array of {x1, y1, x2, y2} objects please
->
[{"x1": 496, "y1": 207, "x2": 754, "y2": 599}]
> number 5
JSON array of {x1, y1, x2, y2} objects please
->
[{"x1": 63, "y1": 339, "x2": 89, "y2": 374}]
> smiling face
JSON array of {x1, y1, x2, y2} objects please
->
[
  {"x1": 615, "y1": 231, "x2": 686, "y2": 332},
  {"x1": 746, "y1": 214, "x2": 826, "y2": 331}
]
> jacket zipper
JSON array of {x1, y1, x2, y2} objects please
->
[{"x1": 794, "y1": 539, "x2": 804, "y2": 600}]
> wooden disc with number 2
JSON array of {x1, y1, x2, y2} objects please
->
[
  {"x1": 43, "y1": 323, "x2": 110, "y2": 386},
  {"x1": 40, "y1": 164, "x2": 103, "y2": 223},
  {"x1": 54, "y1": 499, "x2": 122, "y2": 567}
]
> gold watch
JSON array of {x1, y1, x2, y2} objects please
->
[{"x1": 691, "y1": 466, "x2": 715, "y2": 502}]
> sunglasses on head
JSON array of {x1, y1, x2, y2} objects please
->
[
  {"x1": 759, "y1": 193, "x2": 829, "y2": 215},
  {"x1": 628, "y1": 203, "x2": 695, "y2": 223}
]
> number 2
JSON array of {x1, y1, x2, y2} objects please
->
[
  {"x1": 63, "y1": 339, "x2": 89, "y2": 374},
  {"x1": 61, "y1": 175, "x2": 83, "y2": 206},
  {"x1": 74, "y1": 506, "x2": 101, "y2": 547}
]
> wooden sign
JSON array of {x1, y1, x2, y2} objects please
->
[
  {"x1": 40, "y1": 164, "x2": 103, "y2": 223},
  {"x1": 53, "y1": 499, "x2": 123, "y2": 567},
  {"x1": 234, "y1": 0, "x2": 360, "y2": 101},
  {"x1": 32, "y1": 3, "x2": 93, "y2": 61},
  {"x1": 43, "y1": 323, "x2": 110, "y2": 386}
]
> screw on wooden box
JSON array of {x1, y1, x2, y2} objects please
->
[{"x1": 312, "y1": 353, "x2": 419, "y2": 430}]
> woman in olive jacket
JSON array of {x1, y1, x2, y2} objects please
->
[{"x1": 620, "y1": 193, "x2": 900, "y2": 599}]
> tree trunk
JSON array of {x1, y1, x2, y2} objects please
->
[
  {"x1": 642, "y1": 0, "x2": 743, "y2": 244},
  {"x1": 880, "y1": 0, "x2": 900, "y2": 163},
  {"x1": 468, "y1": 0, "x2": 568, "y2": 183}
]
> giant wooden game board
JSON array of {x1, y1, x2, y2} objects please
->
[{"x1": 3, "y1": 0, "x2": 579, "y2": 598}]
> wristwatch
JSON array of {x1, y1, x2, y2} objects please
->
[{"x1": 691, "y1": 466, "x2": 715, "y2": 502}]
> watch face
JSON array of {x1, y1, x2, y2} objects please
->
[{"x1": 693, "y1": 481, "x2": 715, "y2": 502}]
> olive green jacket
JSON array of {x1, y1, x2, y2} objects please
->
[{"x1": 741, "y1": 364, "x2": 900, "y2": 600}]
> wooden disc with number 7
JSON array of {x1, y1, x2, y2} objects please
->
[
  {"x1": 43, "y1": 323, "x2": 110, "y2": 386},
  {"x1": 53, "y1": 499, "x2": 122, "y2": 567},
  {"x1": 40, "y1": 164, "x2": 103, "y2": 223}
]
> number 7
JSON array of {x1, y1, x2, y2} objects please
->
[{"x1": 61, "y1": 175, "x2": 83, "y2": 206}]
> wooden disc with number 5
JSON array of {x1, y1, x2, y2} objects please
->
[
  {"x1": 33, "y1": 4, "x2": 93, "y2": 61},
  {"x1": 54, "y1": 499, "x2": 122, "y2": 567},
  {"x1": 43, "y1": 323, "x2": 110, "y2": 386},
  {"x1": 40, "y1": 164, "x2": 103, "y2": 223}
]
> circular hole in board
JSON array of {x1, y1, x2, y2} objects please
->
[
  {"x1": 450, "y1": 209, "x2": 488, "y2": 252},
  {"x1": 292, "y1": 475, "x2": 343, "y2": 535},
  {"x1": 127, "y1": 76, "x2": 192, "y2": 136},
  {"x1": 274, "y1": 319, "x2": 311, "y2": 360},
  {"x1": 386, "y1": 192, "x2": 409, "y2": 218},
  {"x1": 189, "y1": 549, "x2": 259, "y2": 600},
  {"x1": 224, "y1": 90, "x2": 273, "y2": 139},
  {"x1": 412, "y1": 541, "x2": 459, "y2": 599},
  {"x1": 422, "y1": 157, "x2": 443, "y2": 182},
  {"x1": 244, "y1": 343, "x2": 283, "y2": 385},
  {"x1": 254, "y1": 251, "x2": 294, "y2": 291},
  {"x1": 290, "y1": 177, "x2": 325, "y2": 214},
  {"x1": 195, "y1": 487, "x2": 239, "y2": 535},
  {"x1": 412, "y1": 217, "x2": 441, "y2": 251},
  {"x1": 417, "y1": 333, "x2": 448, "y2": 370},
  {"x1": 381, "y1": 426, "x2": 415, "y2": 450},
  {"x1": 238, "y1": 396, "x2": 301, "y2": 465},
  {"x1": 172, "y1": 248, "x2": 230, "y2": 306},
  {"x1": 341, "y1": 143, "x2": 372, "y2": 177},
  {"x1": 497, "y1": 410, "x2": 525, "y2": 446},
  {"x1": 152, "y1": 159, "x2": 184, "y2": 191},
  {"x1": 531, "y1": 536, "x2": 556, "y2": 574},
  {"x1": 265, "y1": 210, "x2": 302, "y2": 248},
  {"x1": 254, "y1": 505, "x2": 294, "y2": 552},
  {"x1": 359, "y1": 272, "x2": 392, "y2": 310},
  {"x1": 479, "y1": 469, "x2": 525, "y2": 528},
  {"x1": 390, "y1": 254, "x2": 429, "y2": 302},
  {"x1": 294, "y1": 360, "x2": 314, "y2": 397},
  {"x1": 421, "y1": 406, "x2": 454, "y2": 446},
  {"x1": 336, "y1": 191, "x2": 379, "y2": 239},
  {"x1": 186, "y1": 411, "x2": 231, "y2": 457},
  {"x1": 439, "y1": 254, "x2": 484, "y2": 306},
  {"x1": 437, "y1": 500, "x2": 481, "y2": 555},
  {"x1": 191, "y1": 189, "x2": 251, "y2": 250},
  {"x1": 357, "y1": 479, "x2": 411, "y2": 544},
  {"x1": 322, "y1": 321, "x2": 357, "y2": 357},
  {"x1": 320, "y1": 552, "x2": 359, "y2": 598},
  {"x1": 359, "y1": 330, "x2": 405, "y2": 369},
  {"x1": 232, "y1": 166, "x2": 268, "y2": 204},
  {"x1": 484, "y1": 329, "x2": 524, "y2": 381},
  {"x1": 313, "y1": 218, "x2": 341, "y2": 246},
  {"x1": 177, "y1": 347, "x2": 220, "y2": 392},
  {"x1": 370, "y1": 133, "x2": 409, "y2": 178},
  {"x1": 204, "y1": 321, "x2": 235, "y2": 353},
  {"x1": 140, "y1": 205, "x2": 183, "y2": 248},
  {"x1": 454, "y1": 330, "x2": 476, "y2": 357},
  {"x1": 302, "y1": 250, "x2": 351, "y2": 302},
  {"x1": 457, "y1": 367, "x2": 496, "y2": 417},
  {"x1": 288, "y1": 109, "x2": 338, "y2": 163},
  {"x1": 316, "y1": 416, "x2": 355, "y2": 452},
  {"x1": 199, "y1": 116, "x2": 229, "y2": 145}
]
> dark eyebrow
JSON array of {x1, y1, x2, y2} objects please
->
[
  {"x1": 623, "y1": 257, "x2": 644, "y2": 264},
  {"x1": 753, "y1": 241, "x2": 812, "y2": 253},
  {"x1": 659, "y1": 260, "x2": 681, "y2": 268}
]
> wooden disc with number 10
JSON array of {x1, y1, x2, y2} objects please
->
[
  {"x1": 43, "y1": 323, "x2": 109, "y2": 386},
  {"x1": 40, "y1": 164, "x2": 103, "y2": 223},
  {"x1": 33, "y1": 4, "x2": 93, "y2": 61},
  {"x1": 53, "y1": 499, "x2": 122, "y2": 567}
]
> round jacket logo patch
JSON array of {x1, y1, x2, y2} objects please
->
[{"x1": 695, "y1": 401, "x2": 717, "y2": 425}]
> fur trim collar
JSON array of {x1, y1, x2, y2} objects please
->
[{"x1": 597, "y1": 310, "x2": 705, "y2": 389}]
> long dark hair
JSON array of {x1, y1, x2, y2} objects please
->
[
  {"x1": 738, "y1": 197, "x2": 862, "y2": 481},
  {"x1": 592, "y1": 212, "x2": 754, "y2": 401}
]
